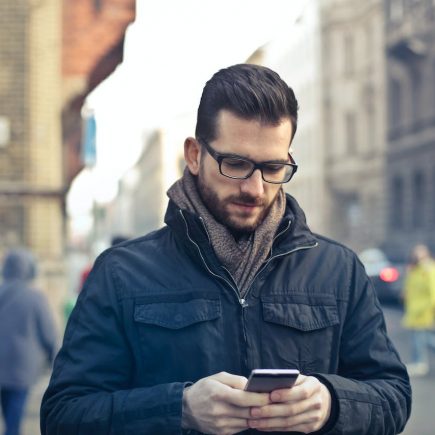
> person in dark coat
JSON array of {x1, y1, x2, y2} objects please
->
[
  {"x1": 41, "y1": 64, "x2": 411, "y2": 434},
  {"x1": 0, "y1": 248, "x2": 57, "y2": 435}
]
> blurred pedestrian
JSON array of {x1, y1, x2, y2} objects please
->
[
  {"x1": 402, "y1": 244, "x2": 435, "y2": 376},
  {"x1": 0, "y1": 248, "x2": 57, "y2": 435}
]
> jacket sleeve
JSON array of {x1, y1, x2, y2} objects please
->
[
  {"x1": 40, "y1": 252, "x2": 187, "y2": 435},
  {"x1": 316, "y1": 254, "x2": 411, "y2": 435}
]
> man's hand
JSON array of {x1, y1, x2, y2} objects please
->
[
  {"x1": 247, "y1": 375, "x2": 331, "y2": 433},
  {"x1": 182, "y1": 371, "x2": 270, "y2": 435}
]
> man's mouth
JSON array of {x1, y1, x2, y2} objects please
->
[
  {"x1": 233, "y1": 202, "x2": 257, "y2": 207},
  {"x1": 231, "y1": 201, "x2": 262, "y2": 213}
]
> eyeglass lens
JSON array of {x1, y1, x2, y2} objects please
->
[{"x1": 220, "y1": 157, "x2": 294, "y2": 183}]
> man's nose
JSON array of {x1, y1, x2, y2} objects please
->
[{"x1": 240, "y1": 169, "x2": 264, "y2": 197}]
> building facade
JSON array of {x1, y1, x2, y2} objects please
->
[
  {"x1": 0, "y1": 0, "x2": 135, "y2": 324},
  {"x1": 0, "y1": 0, "x2": 65, "y2": 322},
  {"x1": 104, "y1": 114, "x2": 191, "y2": 241},
  {"x1": 255, "y1": 0, "x2": 387, "y2": 254},
  {"x1": 384, "y1": 0, "x2": 435, "y2": 260},
  {"x1": 320, "y1": 0, "x2": 388, "y2": 254},
  {"x1": 254, "y1": 1, "x2": 331, "y2": 236}
]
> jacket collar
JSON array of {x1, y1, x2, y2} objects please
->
[
  {"x1": 164, "y1": 193, "x2": 318, "y2": 259},
  {"x1": 164, "y1": 199, "x2": 220, "y2": 269},
  {"x1": 272, "y1": 194, "x2": 318, "y2": 256}
]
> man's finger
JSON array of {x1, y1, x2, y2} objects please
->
[
  {"x1": 224, "y1": 388, "x2": 271, "y2": 408},
  {"x1": 211, "y1": 372, "x2": 271, "y2": 407},
  {"x1": 213, "y1": 371, "x2": 248, "y2": 390},
  {"x1": 270, "y1": 375, "x2": 319, "y2": 403},
  {"x1": 225, "y1": 404, "x2": 254, "y2": 419},
  {"x1": 250, "y1": 401, "x2": 308, "y2": 419},
  {"x1": 248, "y1": 408, "x2": 325, "y2": 432}
]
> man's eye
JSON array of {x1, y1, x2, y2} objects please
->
[
  {"x1": 224, "y1": 158, "x2": 249, "y2": 168},
  {"x1": 263, "y1": 164, "x2": 285, "y2": 173}
]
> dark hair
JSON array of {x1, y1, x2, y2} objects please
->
[{"x1": 195, "y1": 64, "x2": 299, "y2": 144}]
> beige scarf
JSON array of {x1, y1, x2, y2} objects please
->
[{"x1": 167, "y1": 168, "x2": 285, "y2": 296}]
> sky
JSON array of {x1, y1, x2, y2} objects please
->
[{"x1": 68, "y1": 0, "x2": 310, "y2": 235}]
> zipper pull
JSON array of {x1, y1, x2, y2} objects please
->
[{"x1": 240, "y1": 298, "x2": 249, "y2": 308}]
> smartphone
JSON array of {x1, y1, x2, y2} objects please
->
[{"x1": 245, "y1": 369, "x2": 300, "y2": 393}]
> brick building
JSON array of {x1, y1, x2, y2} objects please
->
[
  {"x1": 0, "y1": 0, "x2": 64, "y2": 321},
  {"x1": 62, "y1": 0, "x2": 136, "y2": 185},
  {"x1": 0, "y1": 0, "x2": 135, "y2": 324}
]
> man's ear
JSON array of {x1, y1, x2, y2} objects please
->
[{"x1": 184, "y1": 137, "x2": 201, "y2": 175}]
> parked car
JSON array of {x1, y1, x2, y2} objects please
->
[{"x1": 358, "y1": 248, "x2": 406, "y2": 306}]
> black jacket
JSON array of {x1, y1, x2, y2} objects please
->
[{"x1": 41, "y1": 195, "x2": 411, "y2": 434}]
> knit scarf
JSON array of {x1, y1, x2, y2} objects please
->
[{"x1": 167, "y1": 168, "x2": 285, "y2": 296}]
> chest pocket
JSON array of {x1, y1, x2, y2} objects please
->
[
  {"x1": 133, "y1": 296, "x2": 223, "y2": 382},
  {"x1": 261, "y1": 294, "x2": 339, "y2": 372},
  {"x1": 262, "y1": 296, "x2": 339, "y2": 331},
  {"x1": 134, "y1": 298, "x2": 221, "y2": 329}
]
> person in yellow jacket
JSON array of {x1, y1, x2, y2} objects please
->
[{"x1": 402, "y1": 244, "x2": 435, "y2": 376}]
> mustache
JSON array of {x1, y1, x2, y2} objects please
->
[{"x1": 227, "y1": 194, "x2": 265, "y2": 207}]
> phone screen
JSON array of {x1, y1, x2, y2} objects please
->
[{"x1": 245, "y1": 369, "x2": 299, "y2": 393}]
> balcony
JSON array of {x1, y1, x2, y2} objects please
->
[{"x1": 386, "y1": 0, "x2": 434, "y2": 60}]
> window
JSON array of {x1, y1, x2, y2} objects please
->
[
  {"x1": 343, "y1": 34, "x2": 355, "y2": 76},
  {"x1": 411, "y1": 70, "x2": 422, "y2": 127},
  {"x1": 389, "y1": 79, "x2": 402, "y2": 129},
  {"x1": 412, "y1": 170, "x2": 425, "y2": 228},
  {"x1": 389, "y1": 0, "x2": 404, "y2": 22},
  {"x1": 324, "y1": 100, "x2": 334, "y2": 158},
  {"x1": 364, "y1": 86, "x2": 376, "y2": 152},
  {"x1": 391, "y1": 176, "x2": 404, "y2": 229},
  {"x1": 345, "y1": 112, "x2": 357, "y2": 154}
]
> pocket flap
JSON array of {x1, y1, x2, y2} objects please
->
[
  {"x1": 134, "y1": 299, "x2": 221, "y2": 329},
  {"x1": 262, "y1": 296, "x2": 339, "y2": 331}
]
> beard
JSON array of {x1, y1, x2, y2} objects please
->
[{"x1": 196, "y1": 170, "x2": 277, "y2": 235}]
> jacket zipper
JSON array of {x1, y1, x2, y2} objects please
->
[
  {"x1": 179, "y1": 211, "x2": 245, "y2": 306},
  {"x1": 240, "y1": 219, "x2": 317, "y2": 373},
  {"x1": 181, "y1": 211, "x2": 318, "y2": 375},
  {"x1": 198, "y1": 217, "x2": 244, "y2": 302},
  {"x1": 184, "y1": 210, "x2": 248, "y2": 374},
  {"x1": 182, "y1": 212, "x2": 318, "y2": 305}
]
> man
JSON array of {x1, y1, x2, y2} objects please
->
[
  {"x1": 41, "y1": 64, "x2": 411, "y2": 434},
  {"x1": 0, "y1": 248, "x2": 57, "y2": 435}
]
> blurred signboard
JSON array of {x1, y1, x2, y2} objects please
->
[{"x1": 81, "y1": 113, "x2": 97, "y2": 166}]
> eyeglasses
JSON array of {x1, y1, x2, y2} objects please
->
[{"x1": 197, "y1": 138, "x2": 298, "y2": 184}]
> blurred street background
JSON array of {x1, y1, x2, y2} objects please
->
[{"x1": 1, "y1": 0, "x2": 435, "y2": 433}]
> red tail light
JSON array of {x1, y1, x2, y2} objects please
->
[{"x1": 379, "y1": 267, "x2": 399, "y2": 282}]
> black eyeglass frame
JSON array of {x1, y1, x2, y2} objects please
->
[{"x1": 197, "y1": 138, "x2": 298, "y2": 184}]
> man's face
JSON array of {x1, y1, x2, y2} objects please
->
[{"x1": 196, "y1": 110, "x2": 293, "y2": 234}]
